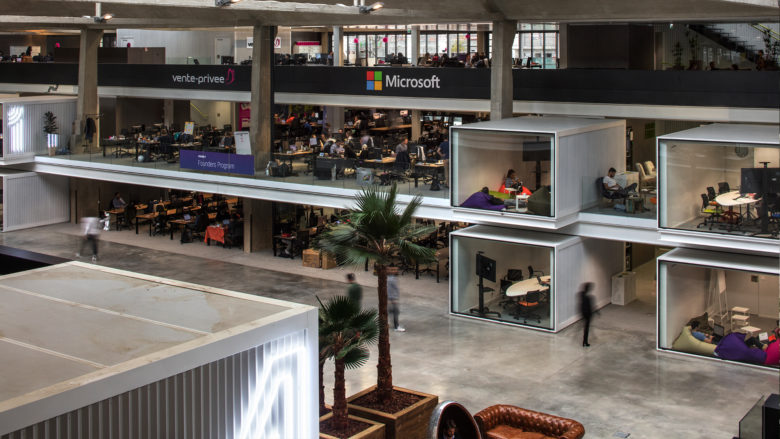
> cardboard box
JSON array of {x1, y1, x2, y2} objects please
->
[
  {"x1": 302, "y1": 249, "x2": 321, "y2": 268},
  {"x1": 321, "y1": 253, "x2": 339, "y2": 270}
]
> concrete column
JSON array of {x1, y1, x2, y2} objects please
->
[
  {"x1": 410, "y1": 25, "x2": 420, "y2": 64},
  {"x1": 558, "y1": 24, "x2": 568, "y2": 69},
  {"x1": 76, "y1": 28, "x2": 102, "y2": 153},
  {"x1": 163, "y1": 99, "x2": 174, "y2": 129},
  {"x1": 243, "y1": 198, "x2": 273, "y2": 253},
  {"x1": 490, "y1": 20, "x2": 516, "y2": 120},
  {"x1": 476, "y1": 24, "x2": 489, "y2": 54},
  {"x1": 325, "y1": 106, "x2": 344, "y2": 136},
  {"x1": 250, "y1": 25, "x2": 275, "y2": 173},
  {"x1": 411, "y1": 110, "x2": 422, "y2": 141},
  {"x1": 333, "y1": 26, "x2": 343, "y2": 66}
]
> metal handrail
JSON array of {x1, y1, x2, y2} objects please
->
[{"x1": 752, "y1": 23, "x2": 780, "y2": 41}]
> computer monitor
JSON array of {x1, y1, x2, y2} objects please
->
[
  {"x1": 424, "y1": 115, "x2": 433, "y2": 122},
  {"x1": 223, "y1": 124, "x2": 232, "y2": 132},
  {"x1": 712, "y1": 323, "x2": 725, "y2": 337},
  {"x1": 220, "y1": 56, "x2": 234, "y2": 65},
  {"x1": 433, "y1": 115, "x2": 442, "y2": 121},
  {"x1": 453, "y1": 117, "x2": 463, "y2": 126},
  {"x1": 399, "y1": 110, "x2": 409, "y2": 116},
  {"x1": 522, "y1": 140, "x2": 551, "y2": 162},
  {"x1": 476, "y1": 253, "x2": 496, "y2": 283},
  {"x1": 373, "y1": 113, "x2": 382, "y2": 120}
]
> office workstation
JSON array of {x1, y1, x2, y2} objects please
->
[{"x1": 658, "y1": 124, "x2": 780, "y2": 240}]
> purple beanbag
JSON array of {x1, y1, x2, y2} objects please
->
[
  {"x1": 715, "y1": 333, "x2": 767, "y2": 365},
  {"x1": 461, "y1": 191, "x2": 506, "y2": 211}
]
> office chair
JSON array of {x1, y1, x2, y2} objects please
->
[
  {"x1": 528, "y1": 265, "x2": 544, "y2": 279},
  {"x1": 152, "y1": 204, "x2": 168, "y2": 236},
  {"x1": 717, "y1": 181, "x2": 730, "y2": 194},
  {"x1": 706, "y1": 187, "x2": 718, "y2": 205},
  {"x1": 697, "y1": 193, "x2": 721, "y2": 229},
  {"x1": 512, "y1": 290, "x2": 542, "y2": 323}
]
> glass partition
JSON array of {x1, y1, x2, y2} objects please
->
[
  {"x1": 452, "y1": 235, "x2": 553, "y2": 330},
  {"x1": 452, "y1": 129, "x2": 553, "y2": 216},
  {"x1": 659, "y1": 261, "x2": 779, "y2": 368},
  {"x1": 659, "y1": 140, "x2": 780, "y2": 239}
]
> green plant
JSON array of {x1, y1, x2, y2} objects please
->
[
  {"x1": 685, "y1": 30, "x2": 700, "y2": 61},
  {"x1": 672, "y1": 42, "x2": 683, "y2": 68},
  {"x1": 315, "y1": 183, "x2": 436, "y2": 405},
  {"x1": 43, "y1": 111, "x2": 58, "y2": 135},
  {"x1": 318, "y1": 295, "x2": 378, "y2": 431}
]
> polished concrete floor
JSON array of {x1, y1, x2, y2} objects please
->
[{"x1": 2, "y1": 223, "x2": 778, "y2": 438}]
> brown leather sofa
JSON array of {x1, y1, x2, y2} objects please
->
[{"x1": 474, "y1": 404, "x2": 585, "y2": 439}]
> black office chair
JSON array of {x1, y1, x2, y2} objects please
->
[
  {"x1": 528, "y1": 265, "x2": 544, "y2": 279},
  {"x1": 706, "y1": 186, "x2": 718, "y2": 203},
  {"x1": 717, "y1": 181, "x2": 730, "y2": 194},
  {"x1": 697, "y1": 193, "x2": 721, "y2": 230},
  {"x1": 499, "y1": 269, "x2": 524, "y2": 308},
  {"x1": 513, "y1": 290, "x2": 542, "y2": 323}
]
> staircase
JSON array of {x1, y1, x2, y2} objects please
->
[{"x1": 688, "y1": 23, "x2": 779, "y2": 64}]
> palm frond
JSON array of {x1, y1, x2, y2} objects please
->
[
  {"x1": 342, "y1": 347, "x2": 371, "y2": 370},
  {"x1": 397, "y1": 239, "x2": 437, "y2": 264}
]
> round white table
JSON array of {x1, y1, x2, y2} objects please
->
[
  {"x1": 506, "y1": 275, "x2": 551, "y2": 297},
  {"x1": 714, "y1": 190, "x2": 760, "y2": 207}
]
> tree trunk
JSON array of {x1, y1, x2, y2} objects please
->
[
  {"x1": 333, "y1": 356, "x2": 348, "y2": 430},
  {"x1": 319, "y1": 359, "x2": 326, "y2": 414},
  {"x1": 375, "y1": 264, "x2": 393, "y2": 403}
]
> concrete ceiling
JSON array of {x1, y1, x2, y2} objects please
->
[{"x1": 0, "y1": 0, "x2": 777, "y2": 30}]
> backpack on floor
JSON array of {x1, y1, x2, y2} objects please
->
[{"x1": 180, "y1": 228, "x2": 193, "y2": 244}]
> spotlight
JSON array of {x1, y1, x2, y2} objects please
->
[
  {"x1": 359, "y1": 2, "x2": 384, "y2": 13},
  {"x1": 89, "y1": 13, "x2": 113, "y2": 23},
  {"x1": 215, "y1": 0, "x2": 242, "y2": 6}
]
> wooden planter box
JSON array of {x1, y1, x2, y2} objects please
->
[
  {"x1": 319, "y1": 411, "x2": 386, "y2": 439},
  {"x1": 347, "y1": 386, "x2": 438, "y2": 439}
]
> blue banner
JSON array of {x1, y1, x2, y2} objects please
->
[{"x1": 180, "y1": 150, "x2": 255, "y2": 176}]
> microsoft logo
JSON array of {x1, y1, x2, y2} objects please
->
[{"x1": 366, "y1": 71, "x2": 382, "y2": 91}]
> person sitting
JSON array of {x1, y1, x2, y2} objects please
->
[
  {"x1": 690, "y1": 321, "x2": 714, "y2": 344},
  {"x1": 603, "y1": 167, "x2": 638, "y2": 197},
  {"x1": 112, "y1": 192, "x2": 127, "y2": 210}
]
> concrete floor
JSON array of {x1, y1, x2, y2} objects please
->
[{"x1": 2, "y1": 223, "x2": 778, "y2": 438}]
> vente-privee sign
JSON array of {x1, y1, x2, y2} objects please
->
[
  {"x1": 99, "y1": 64, "x2": 251, "y2": 91},
  {"x1": 274, "y1": 66, "x2": 490, "y2": 99}
]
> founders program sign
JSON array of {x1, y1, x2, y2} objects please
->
[{"x1": 180, "y1": 150, "x2": 254, "y2": 176}]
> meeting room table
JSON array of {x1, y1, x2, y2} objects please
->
[
  {"x1": 506, "y1": 275, "x2": 552, "y2": 298},
  {"x1": 715, "y1": 190, "x2": 761, "y2": 227}
]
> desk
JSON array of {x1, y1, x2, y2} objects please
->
[
  {"x1": 413, "y1": 162, "x2": 445, "y2": 188},
  {"x1": 369, "y1": 124, "x2": 412, "y2": 133},
  {"x1": 106, "y1": 208, "x2": 125, "y2": 231},
  {"x1": 205, "y1": 225, "x2": 226, "y2": 245},
  {"x1": 274, "y1": 150, "x2": 314, "y2": 168},
  {"x1": 506, "y1": 276, "x2": 551, "y2": 297},
  {"x1": 715, "y1": 191, "x2": 760, "y2": 207},
  {"x1": 273, "y1": 234, "x2": 296, "y2": 258},
  {"x1": 169, "y1": 218, "x2": 195, "y2": 240},
  {"x1": 364, "y1": 157, "x2": 396, "y2": 171}
]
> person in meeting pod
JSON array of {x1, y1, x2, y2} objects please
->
[
  {"x1": 441, "y1": 419, "x2": 460, "y2": 439},
  {"x1": 603, "y1": 167, "x2": 637, "y2": 197}
]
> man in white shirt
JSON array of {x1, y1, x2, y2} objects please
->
[{"x1": 603, "y1": 167, "x2": 637, "y2": 197}]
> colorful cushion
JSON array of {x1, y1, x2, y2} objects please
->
[
  {"x1": 672, "y1": 326, "x2": 716, "y2": 357},
  {"x1": 715, "y1": 332, "x2": 767, "y2": 364},
  {"x1": 764, "y1": 341, "x2": 779, "y2": 366}
]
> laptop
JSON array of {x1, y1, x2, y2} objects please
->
[
  {"x1": 712, "y1": 323, "x2": 725, "y2": 343},
  {"x1": 183, "y1": 214, "x2": 192, "y2": 221}
]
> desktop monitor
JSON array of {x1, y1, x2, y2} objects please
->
[
  {"x1": 453, "y1": 117, "x2": 463, "y2": 126},
  {"x1": 475, "y1": 252, "x2": 496, "y2": 283},
  {"x1": 399, "y1": 110, "x2": 409, "y2": 116},
  {"x1": 424, "y1": 115, "x2": 433, "y2": 122},
  {"x1": 433, "y1": 115, "x2": 442, "y2": 121},
  {"x1": 373, "y1": 113, "x2": 383, "y2": 120},
  {"x1": 522, "y1": 140, "x2": 551, "y2": 162},
  {"x1": 220, "y1": 56, "x2": 235, "y2": 65}
]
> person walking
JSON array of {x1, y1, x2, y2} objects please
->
[
  {"x1": 387, "y1": 267, "x2": 405, "y2": 332},
  {"x1": 76, "y1": 216, "x2": 101, "y2": 262},
  {"x1": 346, "y1": 273, "x2": 362, "y2": 309},
  {"x1": 579, "y1": 282, "x2": 594, "y2": 347}
]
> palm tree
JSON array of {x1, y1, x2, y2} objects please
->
[
  {"x1": 316, "y1": 183, "x2": 436, "y2": 404},
  {"x1": 318, "y1": 295, "x2": 379, "y2": 431}
]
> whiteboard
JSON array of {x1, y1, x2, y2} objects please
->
[{"x1": 234, "y1": 131, "x2": 251, "y2": 155}]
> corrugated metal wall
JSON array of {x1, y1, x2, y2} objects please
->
[
  {"x1": 2, "y1": 100, "x2": 76, "y2": 158},
  {"x1": 1, "y1": 330, "x2": 312, "y2": 439},
  {"x1": 3, "y1": 173, "x2": 69, "y2": 232}
]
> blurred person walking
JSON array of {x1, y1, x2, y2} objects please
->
[
  {"x1": 346, "y1": 273, "x2": 362, "y2": 309},
  {"x1": 76, "y1": 216, "x2": 101, "y2": 262},
  {"x1": 387, "y1": 267, "x2": 405, "y2": 332},
  {"x1": 579, "y1": 282, "x2": 594, "y2": 347}
]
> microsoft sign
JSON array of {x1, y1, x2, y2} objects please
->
[{"x1": 366, "y1": 70, "x2": 441, "y2": 91}]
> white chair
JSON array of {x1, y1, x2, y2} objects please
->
[
  {"x1": 635, "y1": 163, "x2": 656, "y2": 191},
  {"x1": 644, "y1": 161, "x2": 656, "y2": 178}
]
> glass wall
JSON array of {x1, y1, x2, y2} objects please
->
[
  {"x1": 659, "y1": 260, "x2": 779, "y2": 367},
  {"x1": 344, "y1": 32, "x2": 412, "y2": 65},
  {"x1": 515, "y1": 24, "x2": 560, "y2": 69},
  {"x1": 452, "y1": 129, "x2": 554, "y2": 217},
  {"x1": 452, "y1": 235, "x2": 553, "y2": 329},
  {"x1": 659, "y1": 140, "x2": 780, "y2": 239}
]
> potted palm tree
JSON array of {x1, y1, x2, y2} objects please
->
[
  {"x1": 43, "y1": 111, "x2": 58, "y2": 156},
  {"x1": 316, "y1": 183, "x2": 439, "y2": 439},
  {"x1": 318, "y1": 295, "x2": 385, "y2": 439}
]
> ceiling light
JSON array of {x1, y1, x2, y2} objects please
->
[
  {"x1": 216, "y1": 0, "x2": 242, "y2": 6},
  {"x1": 359, "y1": 2, "x2": 384, "y2": 13}
]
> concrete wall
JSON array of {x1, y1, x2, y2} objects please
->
[
  {"x1": 726, "y1": 270, "x2": 779, "y2": 319},
  {"x1": 190, "y1": 100, "x2": 233, "y2": 130},
  {"x1": 115, "y1": 97, "x2": 164, "y2": 133},
  {"x1": 116, "y1": 29, "x2": 235, "y2": 64},
  {"x1": 566, "y1": 25, "x2": 654, "y2": 70}
]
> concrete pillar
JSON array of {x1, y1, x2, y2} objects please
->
[
  {"x1": 250, "y1": 25, "x2": 275, "y2": 173},
  {"x1": 325, "y1": 106, "x2": 344, "y2": 136},
  {"x1": 76, "y1": 28, "x2": 102, "y2": 153},
  {"x1": 243, "y1": 198, "x2": 273, "y2": 253},
  {"x1": 320, "y1": 31, "x2": 329, "y2": 53},
  {"x1": 476, "y1": 24, "x2": 489, "y2": 55},
  {"x1": 333, "y1": 26, "x2": 343, "y2": 66},
  {"x1": 558, "y1": 24, "x2": 568, "y2": 69},
  {"x1": 490, "y1": 20, "x2": 516, "y2": 120},
  {"x1": 163, "y1": 99, "x2": 174, "y2": 129},
  {"x1": 410, "y1": 25, "x2": 420, "y2": 64},
  {"x1": 411, "y1": 110, "x2": 422, "y2": 141}
]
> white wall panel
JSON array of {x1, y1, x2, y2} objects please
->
[
  {"x1": 2, "y1": 98, "x2": 76, "y2": 160},
  {"x1": 1, "y1": 330, "x2": 313, "y2": 439},
  {"x1": 3, "y1": 173, "x2": 69, "y2": 232}
]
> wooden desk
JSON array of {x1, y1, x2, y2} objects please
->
[
  {"x1": 364, "y1": 157, "x2": 396, "y2": 171},
  {"x1": 273, "y1": 150, "x2": 314, "y2": 168},
  {"x1": 506, "y1": 275, "x2": 551, "y2": 297},
  {"x1": 369, "y1": 124, "x2": 412, "y2": 132},
  {"x1": 273, "y1": 235, "x2": 297, "y2": 259},
  {"x1": 169, "y1": 218, "x2": 195, "y2": 240}
]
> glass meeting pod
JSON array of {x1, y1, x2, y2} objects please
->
[
  {"x1": 450, "y1": 116, "x2": 625, "y2": 229},
  {"x1": 449, "y1": 225, "x2": 623, "y2": 332},
  {"x1": 657, "y1": 123, "x2": 780, "y2": 253},
  {"x1": 657, "y1": 248, "x2": 779, "y2": 369}
]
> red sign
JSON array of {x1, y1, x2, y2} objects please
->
[{"x1": 295, "y1": 41, "x2": 321, "y2": 46}]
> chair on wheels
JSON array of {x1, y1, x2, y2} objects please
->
[
  {"x1": 528, "y1": 265, "x2": 544, "y2": 279},
  {"x1": 717, "y1": 181, "x2": 730, "y2": 194},
  {"x1": 512, "y1": 290, "x2": 542, "y2": 323},
  {"x1": 499, "y1": 269, "x2": 524, "y2": 308},
  {"x1": 697, "y1": 193, "x2": 721, "y2": 230}
]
